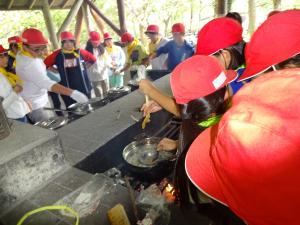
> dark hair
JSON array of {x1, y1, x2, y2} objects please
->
[
  {"x1": 226, "y1": 12, "x2": 242, "y2": 24},
  {"x1": 276, "y1": 53, "x2": 300, "y2": 69},
  {"x1": 85, "y1": 40, "x2": 105, "y2": 56},
  {"x1": 174, "y1": 87, "x2": 245, "y2": 224},
  {"x1": 174, "y1": 87, "x2": 227, "y2": 206},
  {"x1": 213, "y1": 40, "x2": 246, "y2": 70},
  {"x1": 9, "y1": 43, "x2": 18, "y2": 51},
  {"x1": 61, "y1": 40, "x2": 76, "y2": 48}
]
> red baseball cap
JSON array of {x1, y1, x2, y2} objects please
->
[
  {"x1": 172, "y1": 23, "x2": 185, "y2": 33},
  {"x1": 22, "y1": 28, "x2": 48, "y2": 45},
  {"x1": 145, "y1": 25, "x2": 159, "y2": 34},
  {"x1": 239, "y1": 10, "x2": 300, "y2": 81},
  {"x1": 103, "y1": 32, "x2": 112, "y2": 40},
  {"x1": 186, "y1": 68, "x2": 300, "y2": 225},
  {"x1": 121, "y1": 32, "x2": 134, "y2": 43},
  {"x1": 0, "y1": 45, "x2": 8, "y2": 54},
  {"x1": 170, "y1": 55, "x2": 237, "y2": 104},
  {"x1": 60, "y1": 31, "x2": 75, "y2": 41},
  {"x1": 196, "y1": 17, "x2": 243, "y2": 55},
  {"x1": 89, "y1": 31, "x2": 101, "y2": 43},
  {"x1": 8, "y1": 36, "x2": 22, "y2": 44}
]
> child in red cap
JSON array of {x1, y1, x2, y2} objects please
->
[
  {"x1": 239, "y1": 9, "x2": 300, "y2": 81},
  {"x1": 149, "y1": 23, "x2": 194, "y2": 72},
  {"x1": 144, "y1": 24, "x2": 168, "y2": 70},
  {"x1": 186, "y1": 68, "x2": 300, "y2": 225},
  {"x1": 44, "y1": 31, "x2": 96, "y2": 111},
  {"x1": 0, "y1": 45, "x2": 30, "y2": 122}
]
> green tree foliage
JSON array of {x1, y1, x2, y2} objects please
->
[{"x1": 0, "y1": 0, "x2": 299, "y2": 48}]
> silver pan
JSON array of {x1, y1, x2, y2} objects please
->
[
  {"x1": 68, "y1": 97, "x2": 109, "y2": 114},
  {"x1": 122, "y1": 137, "x2": 175, "y2": 168}
]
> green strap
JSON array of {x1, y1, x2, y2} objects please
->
[
  {"x1": 17, "y1": 205, "x2": 79, "y2": 225},
  {"x1": 198, "y1": 115, "x2": 222, "y2": 128}
]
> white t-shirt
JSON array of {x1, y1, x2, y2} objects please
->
[
  {"x1": 0, "y1": 73, "x2": 30, "y2": 119},
  {"x1": 16, "y1": 53, "x2": 56, "y2": 110},
  {"x1": 87, "y1": 49, "x2": 111, "y2": 82}
]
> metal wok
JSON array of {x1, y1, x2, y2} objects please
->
[{"x1": 122, "y1": 137, "x2": 176, "y2": 181}]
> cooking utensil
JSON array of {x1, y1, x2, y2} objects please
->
[
  {"x1": 34, "y1": 116, "x2": 68, "y2": 130},
  {"x1": 43, "y1": 107, "x2": 88, "y2": 116},
  {"x1": 67, "y1": 97, "x2": 109, "y2": 115},
  {"x1": 138, "y1": 149, "x2": 159, "y2": 166},
  {"x1": 122, "y1": 137, "x2": 176, "y2": 181},
  {"x1": 123, "y1": 137, "x2": 175, "y2": 169},
  {"x1": 141, "y1": 95, "x2": 151, "y2": 129},
  {"x1": 107, "y1": 86, "x2": 131, "y2": 101}
]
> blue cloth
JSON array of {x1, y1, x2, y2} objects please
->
[
  {"x1": 16, "y1": 116, "x2": 28, "y2": 123},
  {"x1": 229, "y1": 67, "x2": 252, "y2": 95},
  {"x1": 47, "y1": 70, "x2": 61, "y2": 82},
  {"x1": 156, "y1": 40, "x2": 194, "y2": 71}
]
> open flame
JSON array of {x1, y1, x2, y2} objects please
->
[
  {"x1": 165, "y1": 183, "x2": 176, "y2": 196},
  {"x1": 161, "y1": 181, "x2": 176, "y2": 202}
]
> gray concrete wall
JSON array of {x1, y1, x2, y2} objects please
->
[{"x1": 0, "y1": 122, "x2": 67, "y2": 214}]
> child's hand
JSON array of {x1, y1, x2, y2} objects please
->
[{"x1": 13, "y1": 84, "x2": 23, "y2": 93}]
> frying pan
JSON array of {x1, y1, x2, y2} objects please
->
[
  {"x1": 68, "y1": 97, "x2": 109, "y2": 112},
  {"x1": 122, "y1": 137, "x2": 176, "y2": 181}
]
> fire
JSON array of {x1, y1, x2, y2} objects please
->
[
  {"x1": 165, "y1": 183, "x2": 176, "y2": 196},
  {"x1": 162, "y1": 182, "x2": 176, "y2": 202}
]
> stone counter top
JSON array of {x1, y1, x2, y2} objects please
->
[{"x1": 57, "y1": 75, "x2": 172, "y2": 165}]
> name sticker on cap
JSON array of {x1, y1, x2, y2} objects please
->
[{"x1": 213, "y1": 72, "x2": 226, "y2": 89}]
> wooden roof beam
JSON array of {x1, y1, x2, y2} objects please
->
[
  {"x1": 85, "y1": 0, "x2": 121, "y2": 36},
  {"x1": 62, "y1": 0, "x2": 71, "y2": 9},
  {"x1": 49, "y1": 0, "x2": 56, "y2": 7},
  {"x1": 7, "y1": 0, "x2": 15, "y2": 9},
  {"x1": 57, "y1": 0, "x2": 84, "y2": 37},
  {"x1": 28, "y1": 0, "x2": 38, "y2": 10}
]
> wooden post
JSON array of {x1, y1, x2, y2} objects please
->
[
  {"x1": 117, "y1": 0, "x2": 127, "y2": 33},
  {"x1": 90, "y1": 7, "x2": 105, "y2": 35},
  {"x1": 84, "y1": 0, "x2": 121, "y2": 36},
  {"x1": 74, "y1": 9, "x2": 83, "y2": 47},
  {"x1": 215, "y1": 0, "x2": 228, "y2": 17},
  {"x1": 248, "y1": 0, "x2": 256, "y2": 35},
  {"x1": 57, "y1": 0, "x2": 84, "y2": 38},
  {"x1": 28, "y1": 0, "x2": 38, "y2": 9},
  {"x1": 41, "y1": 0, "x2": 59, "y2": 49},
  {"x1": 82, "y1": 2, "x2": 92, "y2": 34},
  {"x1": 7, "y1": 0, "x2": 15, "y2": 9}
]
